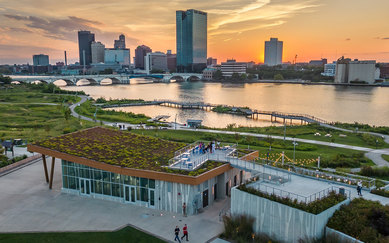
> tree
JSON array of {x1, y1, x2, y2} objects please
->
[
  {"x1": 274, "y1": 73, "x2": 284, "y2": 80},
  {"x1": 63, "y1": 107, "x2": 71, "y2": 121},
  {"x1": 0, "y1": 75, "x2": 12, "y2": 84},
  {"x1": 231, "y1": 72, "x2": 241, "y2": 80},
  {"x1": 247, "y1": 73, "x2": 257, "y2": 80},
  {"x1": 240, "y1": 73, "x2": 247, "y2": 80},
  {"x1": 213, "y1": 70, "x2": 223, "y2": 80},
  {"x1": 99, "y1": 68, "x2": 113, "y2": 74}
]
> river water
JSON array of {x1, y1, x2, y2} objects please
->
[{"x1": 62, "y1": 79, "x2": 389, "y2": 128}]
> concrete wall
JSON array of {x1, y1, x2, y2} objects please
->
[
  {"x1": 326, "y1": 227, "x2": 363, "y2": 243},
  {"x1": 156, "y1": 167, "x2": 242, "y2": 215},
  {"x1": 231, "y1": 187, "x2": 349, "y2": 243},
  {"x1": 348, "y1": 62, "x2": 375, "y2": 84}
]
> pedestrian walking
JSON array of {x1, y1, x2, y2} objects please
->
[
  {"x1": 181, "y1": 224, "x2": 189, "y2": 241},
  {"x1": 174, "y1": 226, "x2": 181, "y2": 242},
  {"x1": 183, "y1": 202, "x2": 187, "y2": 217},
  {"x1": 357, "y1": 181, "x2": 363, "y2": 196}
]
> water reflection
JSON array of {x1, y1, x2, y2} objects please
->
[{"x1": 62, "y1": 81, "x2": 389, "y2": 126}]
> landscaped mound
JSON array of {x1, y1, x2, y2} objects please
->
[
  {"x1": 327, "y1": 198, "x2": 389, "y2": 243},
  {"x1": 34, "y1": 127, "x2": 186, "y2": 171}
]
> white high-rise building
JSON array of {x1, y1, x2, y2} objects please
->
[
  {"x1": 91, "y1": 41, "x2": 105, "y2": 64},
  {"x1": 145, "y1": 52, "x2": 168, "y2": 74},
  {"x1": 264, "y1": 38, "x2": 283, "y2": 66}
]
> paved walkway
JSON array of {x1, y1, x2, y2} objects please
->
[
  {"x1": 0, "y1": 158, "x2": 225, "y2": 242},
  {"x1": 70, "y1": 97, "x2": 389, "y2": 165}
]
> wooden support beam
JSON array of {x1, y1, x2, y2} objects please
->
[
  {"x1": 49, "y1": 157, "x2": 55, "y2": 189},
  {"x1": 42, "y1": 154, "x2": 49, "y2": 183}
]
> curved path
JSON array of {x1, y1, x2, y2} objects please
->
[{"x1": 70, "y1": 96, "x2": 389, "y2": 166}]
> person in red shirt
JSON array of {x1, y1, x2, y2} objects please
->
[{"x1": 181, "y1": 224, "x2": 188, "y2": 241}]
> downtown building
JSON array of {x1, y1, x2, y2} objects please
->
[
  {"x1": 145, "y1": 52, "x2": 168, "y2": 74},
  {"x1": 33, "y1": 54, "x2": 49, "y2": 66},
  {"x1": 264, "y1": 38, "x2": 283, "y2": 66},
  {"x1": 221, "y1": 59, "x2": 247, "y2": 77},
  {"x1": 27, "y1": 127, "x2": 246, "y2": 216},
  {"x1": 114, "y1": 34, "x2": 126, "y2": 49},
  {"x1": 91, "y1": 41, "x2": 105, "y2": 64},
  {"x1": 78, "y1": 31, "x2": 95, "y2": 66},
  {"x1": 135, "y1": 45, "x2": 152, "y2": 69},
  {"x1": 176, "y1": 9, "x2": 207, "y2": 73},
  {"x1": 335, "y1": 57, "x2": 376, "y2": 84}
]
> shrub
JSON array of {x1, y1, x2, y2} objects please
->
[
  {"x1": 327, "y1": 198, "x2": 389, "y2": 242},
  {"x1": 361, "y1": 166, "x2": 389, "y2": 179},
  {"x1": 238, "y1": 183, "x2": 347, "y2": 215},
  {"x1": 371, "y1": 189, "x2": 389, "y2": 198}
]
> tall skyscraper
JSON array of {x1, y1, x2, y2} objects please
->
[
  {"x1": 264, "y1": 38, "x2": 283, "y2": 66},
  {"x1": 91, "y1": 41, "x2": 105, "y2": 63},
  {"x1": 135, "y1": 45, "x2": 152, "y2": 69},
  {"x1": 114, "y1": 34, "x2": 126, "y2": 49},
  {"x1": 33, "y1": 54, "x2": 49, "y2": 66},
  {"x1": 78, "y1": 30, "x2": 95, "y2": 66},
  {"x1": 176, "y1": 9, "x2": 207, "y2": 73}
]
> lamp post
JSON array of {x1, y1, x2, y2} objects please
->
[
  {"x1": 293, "y1": 139, "x2": 298, "y2": 163},
  {"x1": 175, "y1": 114, "x2": 177, "y2": 130},
  {"x1": 376, "y1": 139, "x2": 378, "y2": 149},
  {"x1": 283, "y1": 124, "x2": 286, "y2": 141}
]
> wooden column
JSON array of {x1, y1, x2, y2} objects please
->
[
  {"x1": 42, "y1": 154, "x2": 49, "y2": 183},
  {"x1": 49, "y1": 157, "x2": 55, "y2": 189}
]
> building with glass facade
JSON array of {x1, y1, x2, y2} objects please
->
[
  {"x1": 78, "y1": 30, "x2": 95, "y2": 66},
  {"x1": 28, "y1": 127, "x2": 245, "y2": 216},
  {"x1": 176, "y1": 9, "x2": 207, "y2": 73}
]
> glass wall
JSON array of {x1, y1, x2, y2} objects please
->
[{"x1": 62, "y1": 160, "x2": 155, "y2": 206}]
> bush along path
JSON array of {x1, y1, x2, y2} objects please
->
[{"x1": 70, "y1": 96, "x2": 389, "y2": 167}]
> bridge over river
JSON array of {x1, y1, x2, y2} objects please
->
[{"x1": 10, "y1": 73, "x2": 203, "y2": 86}]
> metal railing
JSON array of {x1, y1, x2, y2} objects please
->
[
  {"x1": 247, "y1": 183, "x2": 351, "y2": 204},
  {"x1": 258, "y1": 158, "x2": 376, "y2": 189}
]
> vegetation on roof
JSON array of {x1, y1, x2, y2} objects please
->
[{"x1": 34, "y1": 127, "x2": 226, "y2": 175}]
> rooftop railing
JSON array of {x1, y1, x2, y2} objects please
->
[{"x1": 247, "y1": 183, "x2": 351, "y2": 204}]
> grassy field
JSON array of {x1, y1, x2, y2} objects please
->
[
  {"x1": 0, "y1": 84, "x2": 95, "y2": 142},
  {"x1": 0, "y1": 226, "x2": 165, "y2": 243},
  {"x1": 383, "y1": 154, "x2": 389, "y2": 162},
  {"x1": 222, "y1": 124, "x2": 389, "y2": 149},
  {"x1": 130, "y1": 129, "x2": 374, "y2": 169}
]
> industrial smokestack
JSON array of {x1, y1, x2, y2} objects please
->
[{"x1": 64, "y1": 50, "x2": 67, "y2": 67}]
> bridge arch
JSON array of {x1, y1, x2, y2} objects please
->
[
  {"x1": 31, "y1": 80, "x2": 48, "y2": 84},
  {"x1": 186, "y1": 75, "x2": 201, "y2": 82},
  {"x1": 53, "y1": 79, "x2": 74, "y2": 87},
  {"x1": 100, "y1": 77, "x2": 121, "y2": 86},
  {"x1": 76, "y1": 78, "x2": 97, "y2": 86},
  {"x1": 170, "y1": 76, "x2": 185, "y2": 82}
]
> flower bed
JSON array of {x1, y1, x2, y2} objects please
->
[{"x1": 237, "y1": 183, "x2": 347, "y2": 215}]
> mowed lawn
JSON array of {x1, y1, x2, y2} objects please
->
[{"x1": 0, "y1": 226, "x2": 166, "y2": 243}]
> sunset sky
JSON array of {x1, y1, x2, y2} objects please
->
[{"x1": 0, "y1": 0, "x2": 388, "y2": 65}]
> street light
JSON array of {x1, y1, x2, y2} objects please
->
[
  {"x1": 376, "y1": 139, "x2": 378, "y2": 149},
  {"x1": 283, "y1": 124, "x2": 286, "y2": 141},
  {"x1": 293, "y1": 139, "x2": 298, "y2": 162}
]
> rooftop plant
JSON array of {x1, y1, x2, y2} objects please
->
[{"x1": 34, "y1": 127, "x2": 226, "y2": 175}]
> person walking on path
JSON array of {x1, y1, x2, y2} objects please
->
[
  {"x1": 181, "y1": 224, "x2": 188, "y2": 241},
  {"x1": 182, "y1": 202, "x2": 187, "y2": 217},
  {"x1": 174, "y1": 226, "x2": 181, "y2": 242},
  {"x1": 357, "y1": 181, "x2": 363, "y2": 196}
]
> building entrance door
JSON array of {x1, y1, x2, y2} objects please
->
[
  {"x1": 214, "y1": 184, "x2": 217, "y2": 200},
  {"x1": 149, "y1": 189, "x2": 155, "y2": 208},
  {"x1": 79, "y1": 178, "x2": 91, "y2": 196},
  {"x1": 203, "y1": 189, "x2": 209, "y2": 208},
  {"x1": 124, "y1": 185, "x2": 136, "y2": 203}
]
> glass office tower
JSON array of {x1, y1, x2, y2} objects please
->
[
  {"x1": 78, "y1": 30, "x2": 95, "y2": 66},
  {"x1": 176, "y1": 9, "x2": 207, "y2": 73}
]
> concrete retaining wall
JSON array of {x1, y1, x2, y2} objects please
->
[
  {"x1": 326, "y1": 227, "x2": 364, "y2": 243},
  {"x1": 231, "y1": 187, "x2": 349, "y2": 243}
]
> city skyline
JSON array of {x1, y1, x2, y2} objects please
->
[{"x1": 0, "y1": 0, "x2": 389, "y2": 65}]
